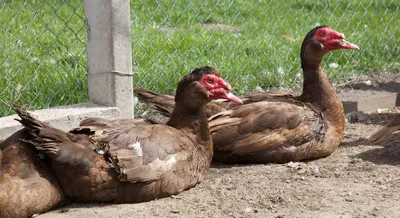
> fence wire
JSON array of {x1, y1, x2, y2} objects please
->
[
  {"x1": 1, "y1": 0, "x2": 399, "y2": 117},
  {"x1": 0, "y1": 0, "x2": 87, "y2": 117},
  {"x1": 131, "y1": 0, "x2": 399, "y2": 114}
]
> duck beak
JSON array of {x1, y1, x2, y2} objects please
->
[
  {"x1": 210, "y1": 88, "x2": 243, "y2": 104},
  {"x1": 224, "y1": 92, "x2": 243, "y2": 104},
  {"x1": 337, "y1": 39, "x2": 360, "y2": 50},
  {"x1": 211, "y1": 77, "x2": 243, "y2": 104}
]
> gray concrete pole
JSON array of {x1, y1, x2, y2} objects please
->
[{"x1": 84, "y1": 0, "x2": 134, "y2": 118}]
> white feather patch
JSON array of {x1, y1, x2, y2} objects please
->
[
  {"x1": 128, "y1": 141, "x2": 143, "y2": 156},
  {"x1": 148, "y1": 155, "x2": 177, "y2": 171},
  {"x1": 96, "y1": 150, "x2": 105, "y2": 155},
  {"x1": 283, "y1": 146, "x2": 297, "y2": 152},
  {"x1": 166, "y1": 155, "x2": 176, "y2": 164}
]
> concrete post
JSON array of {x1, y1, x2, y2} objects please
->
[{"x1": 84, "y1": 0, "x2": 134, "y2": 118}]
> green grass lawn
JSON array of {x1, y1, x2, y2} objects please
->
[
  {"x1": 1, "y1": 0, "x2": 399, "y2": 117},
  {"x1": 0, "y1": 0, "x2": 87, "y2": 116}
]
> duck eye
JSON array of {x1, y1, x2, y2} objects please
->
[
  {"x1": 319, "y1": 31, "x2": 325, "y2": 36},
  {"x1": 207, "y1": 78, "x2": 214, "y2": 84}
]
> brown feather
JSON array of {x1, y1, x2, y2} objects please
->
[
  {"x1": 134, "y1": 87, "x2": 175, "y2": 117},
  {"x1": 369, "y1": 115, "x2": 400, "y2": 142},
  {"x1": 209, "y1": 99, "x2": 325, "y2": 163},
  {"x1": 134, "y1": 88, "x2": 292, "y2": 119},
  {"x1": 0, "y1": 129, "x2": 64, "y2": 218}
]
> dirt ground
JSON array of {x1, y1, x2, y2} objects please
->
[{"x1": 37, "y1": 73, "x2": 400, "y2": 218}]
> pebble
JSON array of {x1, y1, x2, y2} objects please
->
[
  {"x1": 345, "y1": 111, "x2": 367, "y2": 123},
  {"x1": 59, "y1": 208, "x2": 69, "y2": 213},
  {"x1": 171, "y1": 209, "x2": 180, "y2": 213},
  {"x1": 345, "y1": 198, "x2": 353, "y2": 202},
  {"x1": 377, "y1": 108, "x2": 389, "y2": 113},
  {"x1": 286, "y1": 161, "x2": 300, "y2": 168},
  {"x1": 244, "y1": 207, "x2": 253, "y2": 213},
  {"x1": 364, "y1": 80, "x2": 372, "y2": 85},
  {"x1": 349, "y1": 157, "x2": 363, "y2": 164},
  {"x1": 311, "y1": 165, "x2": 322, "y2": 177},
  {"x1": 243, "y1": 207, "x2": 258, "y2": 213}
]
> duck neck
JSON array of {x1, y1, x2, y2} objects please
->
[
  {"x1": 300, "y1": 51, "x2": 344, "y2": 128},
  {"x1": 168, "y1": 103, "x2": 212, "y2": 151}
]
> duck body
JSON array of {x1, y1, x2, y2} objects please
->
[
  {"x1": 0, "y1": 129, "x2": 64, "y2": 218},
  {"x1": 209, "y1": 73, "x2": 344, "y2": 163},
  {"x1": 209, "y1": 26, "x2": 359, "y2": 163},
  {"x1": 16, "y1": 66, "x2": 242, "y2": 203},
  {"x1": 34, "y1": 118, "x2": 213, "y2": 203},
  {"x1": 135, "y1": 26, "x2": 359, "y2": 164}
]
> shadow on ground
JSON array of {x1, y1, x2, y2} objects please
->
[{"x1": 351, "y1": 132, "x2": 400, "y2": 166}]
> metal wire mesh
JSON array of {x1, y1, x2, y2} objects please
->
[
  {"x1": 0, "y1": 0, "x2": 87, "y2": 117},
  {"x1": 1, "y1": 0, "x2": 399, "y2": 118},
  {"x1": 131, "y1": 0, "x2": 399, "y2": 116}
]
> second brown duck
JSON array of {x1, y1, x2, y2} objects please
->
[
  {"x1": 0, "y1": 129, "x2": 64, "y2": 218},
  {"x1": 135, "y1": 26, "x2": 360, "y2": 163}
]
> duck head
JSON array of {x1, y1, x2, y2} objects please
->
[{"x1": 174, "y1": 66, "x2": 243, "y2": 110}]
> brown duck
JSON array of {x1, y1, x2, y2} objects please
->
[
  {"x1": 16, "y1": 66, "x2": 242, "y2": 203},
  {"x1": 0, "y1": 129, "x2": 64, "y2": 218},
  {"x1": 369, "y1": 115, "x2": 400, "y2": 142},
  {"x1": 135, "y1": 26, "x2": 360, "y2": 163}
]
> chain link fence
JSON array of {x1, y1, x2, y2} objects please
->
[
  {"x1": 0, "y1": 0, "x2": 87, "y2": 117},
  {"x1": 1, "y1": 0, "x2": 399, "y2": 117},
  {"x1": 131, "y1": 0, "x2": 399, "y2": 114}
]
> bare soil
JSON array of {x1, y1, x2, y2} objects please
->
[
  {"x1": 37, "y1": 73, "x2": 400, "y2": 218},
  {"x1": 336, "y1": 72, "x2": 400, "y2": 102}
]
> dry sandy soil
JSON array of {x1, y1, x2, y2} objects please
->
[{"x1": 37, "y1": 73, "x2": 400, "y2": 218}]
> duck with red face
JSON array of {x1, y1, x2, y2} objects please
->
[
  {"x1": 312, "y1": 26, "x2": 359, "y2": 51},
  {"x1": 8, "y1": 66, "x2": 242, "y2": 207},
  {"x1": 135, "y1": 26, "x2": 360, "y2": 164},
  {"x1": 208, "y1": 25, "x2": 360, "y2": 163}
]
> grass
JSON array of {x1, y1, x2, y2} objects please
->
[
  {"x1": 1, "y1": 0, "x2": 399, "y2": 117},
  {"x1": 0, "y1": 0, "x2": 87, "y2": 116}
]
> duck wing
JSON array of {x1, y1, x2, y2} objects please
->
[
  {"x1": 209, "y1": 99, "x2": 325, "y2": 163},
  {"x1": 77, "y1": 117, "x2": 192, "y2": 183},
  {"x1": 134, "y1": 87, "x2": 175, "y2": 117},
  {"x1": 369, "y1": 115, "x2": 400, "y2": 142},
  {"x1": 134, "y1": 88, "x2": 292, "y2": 118},
  {"x1": 15, "y1": 106, "x2": 195, "y2": 202},
  {"x1": 240, "y1": 91, "x2": 294, "y2": 104},
  {"x1": 17, "y1": 108, "x2": 189, "y2": 184}
]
